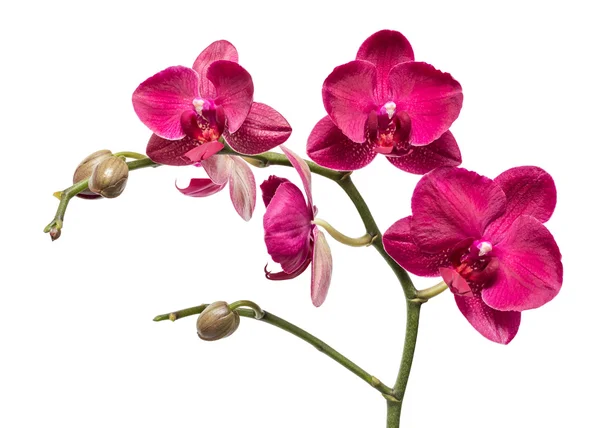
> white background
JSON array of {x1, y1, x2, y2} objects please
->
[{"x1": 1, "y1": 1, "x2": 598, "y2": 427}]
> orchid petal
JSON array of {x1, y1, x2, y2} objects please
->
[
  {"x1": 265, "y1": 259, "x2": 311, "y2": 281},
  {"x1": 383, "y1": 216, "x2": 447, "y2": 277},
  {"x1": 482, "y1": 216, "x2": 563, "y2": 311},
  {"x1": 455, "y1": 296, "x2": 521, "y2": 344},
  {"x1": 176, "y1": 178, "x2": 226, "y2": 197},
  {"x1": 132, "y1": 66, "x2": 200, "y2": 140},
  {"x1": 311, "y1": 229, "x2": 333, "y2": 307},
  {"x1": 207, "y1": 60, "x2": 253, "y2": 133},
  {"x1": 485, "y1": 166, "x2": 557, "y2": 240},
  {"x1": 386, "y1": 131, "x2": 461, "y2": 174},
  {"x1": 307, "y1": 116, "x2": 377, "y2": 171},
  {"x1": 260, "y1": 175, "x2": 290, "y2": 207},
  {"x1": 201, "y1": 154, "x2": 233, "y2": 185},
  {"x1": 146, "y1": 134, "x2": 198, "y2": 166},
  {"x1": 223, "y1": 102, "x2": 292, "y2": 154},
  {"x1": 411, "y1": 168, "x2": 506, "y2": 252},
  {"x1": 184, "y1": 141, "x2": 224, "y2": 163},
  {"x1": 322, "y1": 60, "x2": 378, "y2": 143},
  {"x1": 356, "y1": 30, "x2": 414, "y2": 102},
  {"x1": 263, "y1": 182, "x2": 313, "y2": 274},
  {"x1": 280, "y1": 145, "x2": 313, "y2": 210},
  {"x1": 228, "y1": 156, "x2": 256, "y2": 221},
  {"x1": 192, "y1": 40, "x2": 239, "y2": 99},
  {"x1": 388, "y1": 62, "x2": 463, "y2": 146}
]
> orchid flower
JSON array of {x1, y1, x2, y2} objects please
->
[
  {"x1": 383, "y1": 166, "x2": 563, "y2": 344},
  {"x1": 307, "y1": 30, "x2": 463, "y2": 174},
  {"x1": 261, "y1": 146, "x2": 333, "y2": 307},
  {"x1": 176, "y1": 154, "x2": 256, "y2": 221},
  {"x1": 132, "y1": 40, "x2": 292, "y2": 166}
]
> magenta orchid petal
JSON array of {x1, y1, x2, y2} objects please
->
[
  {"x1": 485, "y1": 166, "x2": 557, "y2": 239},
  {"x1": 228, "y1": 156, "x2": 257, "y2": 221},
  {"x1": 356, "y1": 30, "x2": 414, "y2": 102},
  {"x1": 223, "y1": 102, "x2": 292, "y2": 154},
  {"x1": 311, "y1": 229, "x2": 333, "y2": 307},
  {"x1": 455, "y1": 295, "x2": 521, "y2": 344},
  {"x1": 207, "y1": 60, "x2": 253, "y2": 133},
  {"x1": 260, "y1": 175, "x2": 290, "y2": 207},
  {"x1": 192, "y1": 40, "x2": 239, "y2": 99},
  {"x1": 176, "y1": 178, "x2": 227, "y2": 197},
  {"x1": 280, "y1": 145, "x2": 313, "y2": 210},
  {"x1": 482, "y1": 216, "x2": 563, "y2": 312},
  {"x1": 132, "y1": 66, "x2": 200, "y2": 140},
  {"x1": 184, "y1": 141, "x2": 224, "y2": 163},
  {"x1": 307, "y1": 116, "x2": 377, "y2": 170},
  {"x1": 411, "y1": 167, "x2": 506, "y2": 252},
  {"x1": 386, "y1": 131, "x2": 461, "y2": 174},
  {"x1": 201, "y1": 154, "x2": 233, "y2": 185},
  {"x1": 146, "y1": 134, "x2": 200, "y2": 166},
  {"x1": 383, "y1": 216, "x2": 447, "y2": 277},
  {"x1": 322, "y1": 60, "x2": 378, "y2": 143},
  {"x1": 263, "y1": 182, "x2": 313, "y2": 274},
  {"x1": 388, "y1": 62, "x2": 463, "y2": 146}
]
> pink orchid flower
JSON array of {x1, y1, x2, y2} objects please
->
[
  {"x1": 132, "y1": 40, "x2": 292, "y2": 166},
  {"x1": 176, "y1": 154, "x2": 256, "y2": 221},
  {"x1": 261, "y1": 146, "x2": 333, "y2": 307},
  {"x1": 307, "y1": 30, "x2": 463, "y2": 174},
  {"x1": 383, "y1": 166, "x2": 563, "y2": 344}
]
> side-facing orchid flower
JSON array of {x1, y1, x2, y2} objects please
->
[
  {"x1": 383, "y1": 166, "x2": 563, "y2": 344},
  {"x1": 176, "y1": 154, "x2": 256, "y2": 221},
  {"x1": 132, "y1": 40, "x2": 292, "y2": 166},
  {"x1": 261, "y1": 146, "x2": 333, "y2": 307},
  {"x1": 307, "y1": 30, "x2": 462, "y2": 174}
]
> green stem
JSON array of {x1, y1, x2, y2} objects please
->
[
  {"x1": 44, "y1": 157, "x2": 158, "y2": 239},
  {"x1": 391, "y1": 301, "x2": 421, "y2": 402},
  {"x1": 153, "y1": 305, "x2": 394, "y2": 397},
  {"x1": 113, "y1": 151, "x2": 147, "y2": 160},
  {"x1": 313, "y1": 218, "x2": 374, "y2": 247},
  {"x1": 416, "y1": 281, "x2": 448, "y2": 302},
  {"x1": 229, "y1": 300, "x2": 265, "y2": 319}
]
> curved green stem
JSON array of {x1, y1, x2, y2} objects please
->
[
  {"x1": 113, "y1": 151, "x2": 147, "y2": 160},
  {"x1": 153, "y1": 305, "x2": 394, "y2": 397},
  {"x1": 416, "y1": 281, "x2": 448, "y2": 302},
  {"x1": 229, "y1": 300, "x2": 265, "y2": 319},
  {"x1": 313, "y1": 218, "x2": 374, "y2": 247}
]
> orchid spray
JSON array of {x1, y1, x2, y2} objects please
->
[{"x1": 44, "y1": 31, "x2": 563, "y2": 427}]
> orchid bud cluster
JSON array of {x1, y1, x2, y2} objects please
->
[{"x1": 48, "y1": 28, "x2": 563, "y2": 427}]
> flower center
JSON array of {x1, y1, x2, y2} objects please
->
[
  {"x1": 442, "y1": 239, "x2": 498, "y2": 298},
  {"x1": 367, "y1": 102, "x2": 412, "y2": 156},
  {"x1": 180, "y1": 98, "x2": 225, "y2": 143}
]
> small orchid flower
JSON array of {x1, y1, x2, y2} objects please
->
[
  {"x1": 383, "y1": 166, "x2": 563, "y2": 344},
  {"x1": 261, "y1": 146, "x2": 333, "y2": 307},
  {"x1": 308, "y1": 30, "x2": 463, "y2": 174},
  {"x1": 176, "y1": 154, "x2": 256, "y2": 221},
  {"x1": 132, "y1": 40, "x2": 292, "y2": 166}
]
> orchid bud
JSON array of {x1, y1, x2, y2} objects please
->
[
  {"x1": 88, "y1": 156, "x2": 129, "y2": 198},
  {"x1": 73, "y1": 150, "x2": 113, "y2": 198},
  {"x1": 196, "y1": 301, "x2": 240, "y2": 341}
]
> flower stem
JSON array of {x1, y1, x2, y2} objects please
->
[
  {"x1": 153, "y1": 305, "x2": 395, "y2": 397},
  {"x1": 44, "y1": 156, "x2": 158, "y2": 240},
  {"x1": 415, "y1": 281, "x2": 448, "y2": 302},
  {"x1": 313, "y1": 218, "x2": 374, "y2": 247},
  {"x1": 113, "y1": 151, "x2": 148, "y2": 160}
]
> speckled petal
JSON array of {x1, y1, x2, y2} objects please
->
[
  {"x1": 356, "y1": 30, "x2": 414, "y2": 103},
  {"x1": 223, "y1": 102, "x2": 292, "y2": 154},
  {"x1": 311, "y1": 229, "x2": 333, "y2": 307},
  {"x1": 132, "y1": 66, "x2": 200, "y2": 140},
  {"x1": 388, "y1": 62, "x2": 463, "y2": 146},
  {"x1": 192, "y1": 40, "x2": 239, "y2": 99},
  {"x1": 455, "y1": 295, "x2": 521, "y2": 344},
  {"x1": 307, "y1": 116, "x2": 376, "y2": 171},
  {"x1": 383, "y1": 216, "x2": 446, "y2": 277},
  {"x1": 260, "y1": 175, "x2": 291, "y2": 208},
  {"x1": 386, "y1": 131, "x2": 461, "y2": 174},
  {"x1": 184, "y1": 141, "x2": 224, "y2": 163},
  {"x1": 146, "y1": 134, "x2": 198, "y2": 166},
  {"x1": 322, "y1": 60, "x2": 378, "y2": 143}
]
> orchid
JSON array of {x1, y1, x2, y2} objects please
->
[
  {"x1": 261, "y1": 146, "x2": 333, "y2": 307},
  {"x1": 176, "y1": 154, "x2": 256, "y2": 221},
  {"x1": 383, "y1": 166, "x2": 562, "y2": 343},
  {"x1": 308, "y1": 30, "x2": 463, "y2": 174},
  {"x1": 132, "y1": 40, "x2": 292, "y2": 166}
]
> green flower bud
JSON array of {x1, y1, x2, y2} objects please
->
[
  {"x1": 88, "y1": 156, "x2": 129, "y2": 198},
  {"x1": 73, "y1": 150, "x2": 113, "y2": 198},
  {"x1": 196, "y1": 301, "x2": 240, "y2": 341}
]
